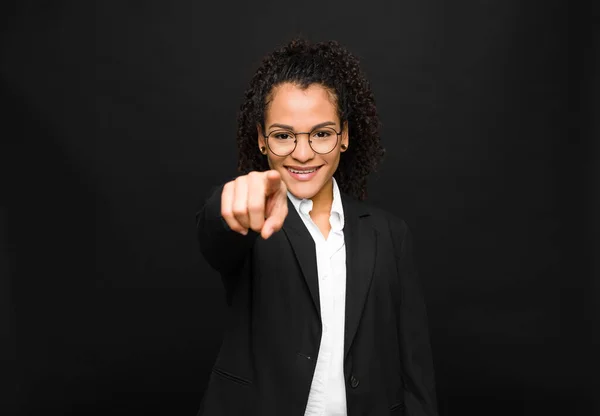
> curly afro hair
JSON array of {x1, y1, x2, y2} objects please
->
[{"x1": 236, "y1": 38, "x2": 384, "y2": 200}]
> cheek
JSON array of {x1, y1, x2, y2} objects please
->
[
  {"x1": 266, "y1": 155, "x2": 281, "y2": 170},
  {"x1": 325, "y1": 151, "x2": 342, "y2": 168}
]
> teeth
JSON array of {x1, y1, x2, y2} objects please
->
[{"x1": 289, "y1": 168, "x2": 316, "y2": 174}]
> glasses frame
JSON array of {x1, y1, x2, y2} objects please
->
[{"x1": 263, "y1": 127, "x2": 343, "y2": 157}]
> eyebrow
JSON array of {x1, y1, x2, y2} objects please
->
[{"x1": 267, "y1": 121, "x2": 337, "y2": 131}]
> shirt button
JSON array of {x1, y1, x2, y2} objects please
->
[
  {"x1": 323, "y1": 324, "x2": 328, "y2": 333},
  {"x1": 350, "y1": 375, "x2": 359, "y2": 389}
]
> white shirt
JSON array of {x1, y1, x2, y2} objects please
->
[{"x1": 288, "y1": 178, "x2": 347, "y2": 416}]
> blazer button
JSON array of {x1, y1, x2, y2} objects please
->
[{"x1": 350, "y1": 375, "x2": 359, "y2": 389}]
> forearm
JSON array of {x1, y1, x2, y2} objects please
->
[{"x1": 196, "y1": 184, "x2": 259, "y2": 275}]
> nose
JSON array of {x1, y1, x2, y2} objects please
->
[{"x1": 291, "y1": 134, "x2": 315, "y2": 162}]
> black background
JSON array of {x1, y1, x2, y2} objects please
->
[{"x1": 1, "y1": 1, "x2": 597, "y2": 415}]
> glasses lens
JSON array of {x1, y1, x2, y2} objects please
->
[
  {"x1": 267, "y1": 130, "x2": 296, "y2": 156},
  {"x1": 309, "y1": 127, "x2": 339, "y2": 154}
]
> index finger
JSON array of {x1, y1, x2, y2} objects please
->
[{"x1": 264, "y1": 170, "x2": 282, "y2": 196}]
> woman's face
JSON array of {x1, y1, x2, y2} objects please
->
[{"x1": 258, "y1": 82, "x2": 348, "y2": 201}]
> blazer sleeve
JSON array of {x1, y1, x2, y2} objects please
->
[
  {"x1": 196, "y1": 184, "x2": 259, "y2": 282},
  {"x1": 390, "y1": 217, "x2": 438, "y2": 416}
]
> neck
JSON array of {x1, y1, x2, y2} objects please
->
[{"x1": 310, "y1": 178, "x2": 334, "y2": 214}]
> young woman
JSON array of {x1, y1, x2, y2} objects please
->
[{"x1": 196, "y1": 39, "x2": 437, "y2": 416}]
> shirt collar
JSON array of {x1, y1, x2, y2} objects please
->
[{"x1": 287, "y1": 177, "x2": 345, "y2": 230}]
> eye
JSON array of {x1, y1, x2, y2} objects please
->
[
  {"x1": 272, "y1": 131, "x2": 294, "y2": 140},
  {"x1": 312, "y1": 128, "x2": 335, "y2": 138}
]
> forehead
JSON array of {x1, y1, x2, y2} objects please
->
[{"x1": 265, "y1": 83, "x2": 338, "y2": 126}]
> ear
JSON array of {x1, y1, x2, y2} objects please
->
[
  {"x1": 257, "y1": 124, "x2": 266, "y2": 152},
  {"x1": 341, "y1": 121, "x2": 349, "y2": 151}
]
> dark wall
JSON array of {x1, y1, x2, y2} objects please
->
[
  {"x1": 1, "y1": 1, "x2": 596, "y2": 415},
  {"x1": 586, "y1": 4, "x2": 600, "y2": 416}
]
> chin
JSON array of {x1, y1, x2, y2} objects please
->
[{"x1": 286, "y1": 185, "x2": 316, "y2": 200}]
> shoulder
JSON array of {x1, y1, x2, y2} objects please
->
[{"x1": 340, "y1": 193, "x2": 409, "y2": 239}]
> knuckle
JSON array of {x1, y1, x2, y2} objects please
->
[
  {"x1": 221, "y1": 215, "x2": 240, "y2": 230},
  {"x1": 221, "y1": 184, "x2": 232, "y2": 200},
  {"x1": 249, "y1": 173, "x2": 264, "y2": 188},
  {"x1": 232, "y1": 205, "x2": 246, "y2": 217},
  {"x1": 221, "y1": 207, "x2": 232, "y2": 218},
  {"x1": 250, "y1": 215, "x2": 265, "y2": 227},
  {"x1": 234, "y1": 176, "x2": 247, "y2": 187},
  {"x1": 247, "y1": 201, "x2": 263, "y2": 213}
]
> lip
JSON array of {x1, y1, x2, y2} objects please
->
[
  {"x1": 285, "y1": 165, "x2": 323, "y2": 171},
  {"x1": 285, "y1": 165, "x2": 323, "y2": 181}
]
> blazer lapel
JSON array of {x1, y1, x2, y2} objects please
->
[
  {"x1": 342, "y1": 194, "x2": 377, "y2": 359},
  {"x1": 282, "y1": 198, "x2": 321, "y2": 317}
]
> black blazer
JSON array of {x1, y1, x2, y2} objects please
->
[{"x1": 196, "y1": 185, "x2": 438, "y2": 416}]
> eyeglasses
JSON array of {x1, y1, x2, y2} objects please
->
[{"x1": 263, "y1": 126, "x2": 342, "y2": 157}]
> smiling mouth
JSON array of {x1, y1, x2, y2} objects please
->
[{"x1": 286, "y1": 166, "x2": 322, "y2": 174}]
